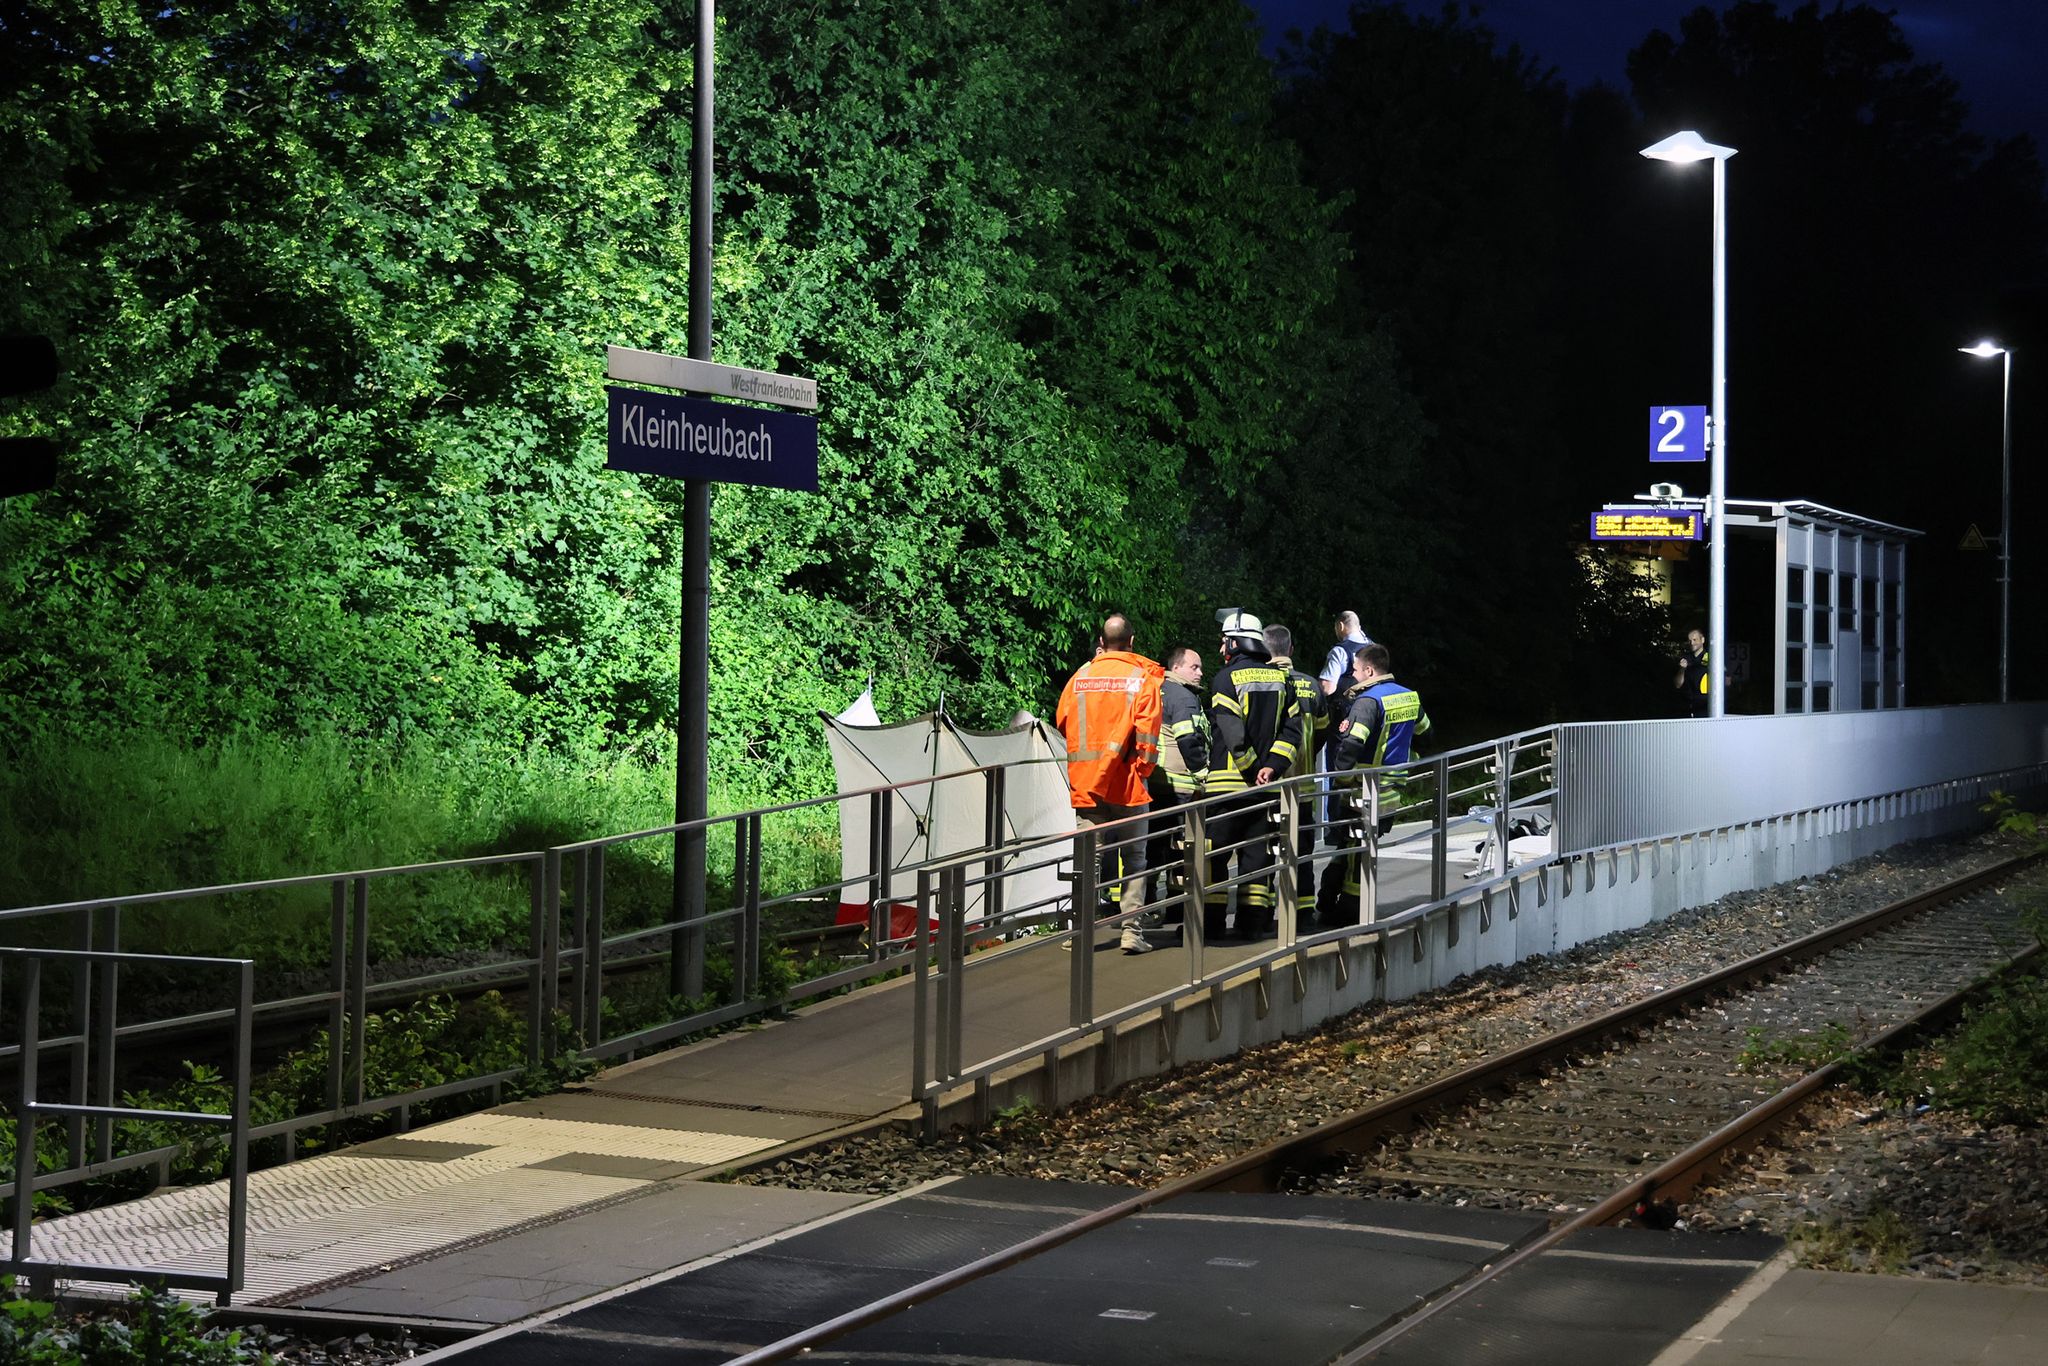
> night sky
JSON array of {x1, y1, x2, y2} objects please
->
[{"x1": 1248, "y1": 1, "x2": 2048, "y2": 144}]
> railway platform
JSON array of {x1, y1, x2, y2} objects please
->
[
  {"x1": 20, "y1": 908, "x2": 1292, "y2": 1312},
  {"x1": 10, "y1": 703, "x2": 2048, "y2": 1360},
  {"x1": 24, "y1": 895, "x2": 2046, "y2": 1363}
]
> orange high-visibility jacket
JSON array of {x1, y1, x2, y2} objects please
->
[{"x1": 1055, "y1": 650, "x2": 1164, "y2": 809}]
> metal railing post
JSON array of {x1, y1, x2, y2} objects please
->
[
  {"x1": 1431, "y1": 756, "x2": 1450, "y2": 903},
  {"x1": 583, "y1": 846, "x2": 606, "y2": 1047},
  {"x1": 10, "y1": 958, "x2": 42, "y2": 1282},
  {"x1": 541, "y1": 850, "x2": 563, "y2": 1059},
  {"x1": 327, "y1": 879, "x2": 346, "y2": 1113},
  {"x1": 1183, "y1": 805, "x2": 1209, "y2": 968},
  {"x1": 982, "y1": 765, "x2": 1007, "y2": 929},
  {"x1": 1362, "y1": 784, "x2": 1380, "y2": 925},
  {"x1": 224, "y1": 960, "x2": 253, "y2": 1303},
  {"x1": 1275, "y1": 784, "x2": 1301, "y2": 943},
  {"x1": 1070, "y1": 828, "x2": 1097, "y2": 1027},
  {"x1": 567, "y1": 849, "x2": 590, "y2": 1045},
  {"x1": 868, "y1": 794, "x2": 891, "y2": 963},
  {"x1": 933, "y1": 865, "x2": 957, "y2": 1082},
  {"x1": 90, "y1": 905, "x2": 118, "y2": 1164},
  {"x1": 527, "y1": 857, "x2": 547, "y2": 1066},
  {"x1": 741, "y1": 815, "x2": 764, "y2": 1004},
  {"x1": 347, "y1": 877, "x2": 368, "y2": 1108},
  {"x1": 1493, "y1": 740, "x2": 1514, "y2": 877},
  {"x1": 911, "y1": 869, "x2": 932, "y2": 1105},
  {"x1": 65, "y1": 908, "x2": 89, "y2": 1171},
  {"x1": 943, "y1": 863, "x2": 966, "y2": 1081}
]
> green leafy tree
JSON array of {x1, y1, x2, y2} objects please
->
[
  {"x1": 1276, "y1": 2, "x2": 1584, "y2": 723},
  {"x1": 0, "y1": 1, "x2": 694, "y2": 755},
  {"x1": 0, "y1": 0, "x2": 1371, "y2": 848}
]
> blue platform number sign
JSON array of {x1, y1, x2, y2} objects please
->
[{"x1": 1648, "y1": 405, "x2": 1709, "y2": 463}]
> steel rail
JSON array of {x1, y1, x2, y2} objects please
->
[
  {"x1": 718, "y1": 846, "x2": 2042, "y2": 1365},
  {"x1": 1334, "y1": 934, "x2": 2045, "y2": 1362},
  {"x1": 1198, "y1": 846, "x2": 2042, "y2": 1190}
]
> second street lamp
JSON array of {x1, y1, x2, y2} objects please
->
[
  {"x1": 1959, "y1": 340, "x2": 2013, "y2": 703},
  {"x1": 1642, "y1": 131, "x2": 1738, "y2": 717}
]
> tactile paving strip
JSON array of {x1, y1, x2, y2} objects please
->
[
  {"x1": 426, "y1": 1113, "x2": 776, "y2": 1163},
  {"x1": 6, "y1": 1112, "x2": 781, "y2": 1305}
]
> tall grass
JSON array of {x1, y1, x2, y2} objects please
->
[
  {"x1": 0, "y1": 729, "x2": 674, "y2": 899},
  {"x1": 0, "y1": 730, "x2": 849, "y2": 971}
]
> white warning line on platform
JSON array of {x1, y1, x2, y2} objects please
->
[{"x1": 5, "y1": 1113, "x2": 781, "y2": 1304}]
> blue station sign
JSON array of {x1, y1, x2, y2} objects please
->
[
  {"x1": 1648, "y1": 404, "x2": 1709, "y2": 463},
  {"x1": 605, "y1": 385, "x2": 819, "y2": 492},
  {"x1": 1590, "y1": 505, "x2": 1704, "y2": 542}
]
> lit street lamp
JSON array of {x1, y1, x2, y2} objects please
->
[
  {"x1": 1959, "y1": 340, "x2": 2013, "y2": 703},
  {"x1": 1642, "y1": 131, "x2": 1738, "y2": 717}
]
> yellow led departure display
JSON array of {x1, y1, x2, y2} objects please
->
[{"x1": 1589, "y1": 506, "x2": 1704, "y2": 541}]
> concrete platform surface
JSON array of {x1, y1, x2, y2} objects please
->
[{"x1": 1661, "y1": 1263, "x2": 2048, "y2": 1365}]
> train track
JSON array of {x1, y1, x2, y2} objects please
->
[{"x1": 720, "y1": 848, "x2": 2044, "y2": 1365}]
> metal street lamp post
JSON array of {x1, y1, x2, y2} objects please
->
[
  {"x1": 1960, "y1": 341, "x2": 2013, "y2": 703},
  {"x1": 1642, "y1": 131, "x2": 1738, "y2": 717}
]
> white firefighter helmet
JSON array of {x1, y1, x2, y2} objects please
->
[{"x1": 1219, "y1": 610, "x2": 1265, "y2": 645}]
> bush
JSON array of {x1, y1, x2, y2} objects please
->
[
  {"x1": 1874, "y1": 973, "x2": 2048, "y2": 1127},
  {"x1": 0, "y1": 1284, "x2": 264, "y2": 1365}
]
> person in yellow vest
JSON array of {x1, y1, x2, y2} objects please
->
[
  {"x1": 1676, "y1": 628, "x2": 1710, "y2": 718},
  {"x1": 1322, "y1": 643, "x2": 1432, "y2": 927},
  {"x1": 1138, "y1": 644, "x2": 1211, "y2": 939}
]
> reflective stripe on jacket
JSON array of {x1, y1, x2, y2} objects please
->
[
  {"x1": 1207, "y1": 653, "x2": 1303, "y2": 791},
  {"x1": 1056, "y1": 649, "x2": 1163, "y2": 808},
  {"x1": 1334, "y1": 678, "x2": 1430, "y2": 772},
  {"x1": 1271, "y1": 656, "x2": 1324, "y2": 779},
  {"x1": 1158, "y1": 678, "x2": 1211, "y2": 796}
]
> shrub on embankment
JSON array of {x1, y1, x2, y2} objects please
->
[{"x1": 1847, "y1": 799, "x2": 2048, "y2": 1126}]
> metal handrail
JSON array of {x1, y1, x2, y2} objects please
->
[
  {"x1": 3, "y1": 946, "x2": 253, "y2": 1305},
  {"x1": 902, "y1": 756, "x2": 2048, "y2": 1125}
]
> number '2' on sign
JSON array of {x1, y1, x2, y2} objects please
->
[{"x1": 1649, "y1": 405, "x2": 1709, "y2": 462}]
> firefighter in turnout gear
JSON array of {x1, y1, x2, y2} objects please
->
[
  {"x1": 1264, "y1": 624, "x2": 1325, "y2": 921},
  {"x1": 1141, "y1": 645, "x2": 1211, "y2": 930},
  {"x1": 1321, "y1": 642, "x2": 1431, "y2": 927},
  {"x1": 1203, "y1": 612, "x2": 1303, "y2": 941}
]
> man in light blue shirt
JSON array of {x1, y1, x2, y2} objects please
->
[
  {"x1": 1316, "y1": 612, "x2": 1371, "y2": 833},
  {"x1": 1319, "y1": 611, "x2": 1371, "y2": 696}
]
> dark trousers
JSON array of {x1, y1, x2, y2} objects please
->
[
  {"x1": 1142, "y1": 782, "x2": 1187, "y2": 923},
  {"x1": 1076, "y1": 801, "x2": 1148, "y2": 909},
  {"x1": 1204, "y1": 789, "x2": 1275, "y2": 939}
]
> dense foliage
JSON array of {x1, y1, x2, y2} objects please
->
[{"x1": 0, "y1": 0, "x2": 1370, "y2": 811}]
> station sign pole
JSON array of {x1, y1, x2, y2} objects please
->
[
  {"x1": 679, "y1": 0, "x2": 716, "y2": 998},
  {"x1": 618, "y1": 5, "x2": 819, "y2": 1000}
]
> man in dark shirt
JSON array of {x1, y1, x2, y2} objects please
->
[{"x1": 1141, "y1": 644, "x2": 1211, "y2": 932}]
